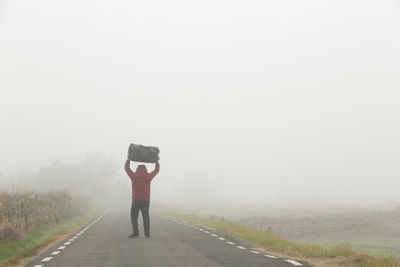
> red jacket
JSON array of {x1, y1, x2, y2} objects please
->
[{"x1": 125, "y1": 160, "x2": 160, "y2": 200}]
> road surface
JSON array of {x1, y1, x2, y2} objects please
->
[{"x1": 26, "y1": 210, "x2": 310, "y2": 267}]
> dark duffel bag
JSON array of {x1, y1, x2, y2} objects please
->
[{"x1": 128, "y1": 143, "x2": 160, "y2": 163}]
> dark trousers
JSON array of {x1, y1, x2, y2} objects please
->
[{"x1": 130, "y1": 199, "x2": 150, "y2": 236}]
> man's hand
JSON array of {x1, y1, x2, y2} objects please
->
[{"x1": 127, "y1": 153, "x2": 130, "y2": 159}]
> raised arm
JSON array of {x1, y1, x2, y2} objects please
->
[
  {"x1": 125, "y1": 158, "x2": 134, "y2": 178},
  {"x1": 149, "y1": 162, "x2": 160, "y2": 181}
]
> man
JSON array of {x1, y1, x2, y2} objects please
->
[{"x1": 125, "y1": 154, "x2": 160, "y2": 238}]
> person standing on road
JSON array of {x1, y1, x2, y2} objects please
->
[{"x1": 125, "y1": 154, "x2": 160, "y2": 238}]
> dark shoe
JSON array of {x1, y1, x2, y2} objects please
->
[{"x1": 129, "y1": 234, "x2": 139, "y2": 238}]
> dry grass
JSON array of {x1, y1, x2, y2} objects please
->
[{"x1": 0, "y1": 191, "x2": 92, "y2": 244}]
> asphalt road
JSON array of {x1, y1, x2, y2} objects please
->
[{"x1": 26, "y1": 210, "x2": 310, "y2": 267}]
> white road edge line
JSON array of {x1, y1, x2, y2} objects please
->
[
  {"x1": 265, "y1": 255, "x2": 279, "y2": 258},
  {"x1": 40, "y1": 210, "x2": 109, "y2": 262},
  {"x1": 285, "y1": 259, "x2": 303, "y2": 266},
  {"x1": 33, "y1": 265, "x2": 43, "y2": 267},
  {"x1": 161, "y1": 216, "x2": 298, "y2": 264}
]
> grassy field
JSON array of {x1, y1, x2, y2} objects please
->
[
  {"x1": 312, "y1": 238, "x2": 400, "y2": 260},
  {"x1": 166, "y1": 211, "x2": 400, "y2": 267},
  {"x1": 235, "y1": 206, "x2": 400, "y2": 261},
  {"x1": 0, "y1": 216, "x2": 93, "y2": 267}
]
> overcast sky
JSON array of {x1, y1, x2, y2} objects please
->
[{"x1": 1, "y1": 0, "x2": 400, "y2": 206}]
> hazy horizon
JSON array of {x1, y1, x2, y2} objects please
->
[{"x1": 1, "y1": 0, "x2": 400, "y2": 207}]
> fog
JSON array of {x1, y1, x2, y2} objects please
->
[{"x1": 1, "y1": 0, "x2": 400, "y2": 208}]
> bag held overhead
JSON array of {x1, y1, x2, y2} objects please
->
[{"x1": 128, "y1": 143, "x2": 160, "y2": 163}]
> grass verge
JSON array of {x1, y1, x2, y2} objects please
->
[
  {"x1": 166, "y1": 212, "x2": 400, "y2": 267},
  {"x1": 0, "y1": 215, "x2": 94, "y2": 267}
]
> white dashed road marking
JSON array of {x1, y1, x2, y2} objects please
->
[
  {"x1": 285, "y1": 259, "x2": 303, "y2": 266},
  {"x1": 32, "y1": 211, "x2": 109, "y2": 266},
  {"x1": 265, "y1": 255, "x2": 279, "y2": 258},
  {"x1": 162, "y1": 215, "x2": 308, "y2": 267}
]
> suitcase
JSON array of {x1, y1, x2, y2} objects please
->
[{"x1": 128, "y1": 143, "x2": 160, "y2": 163}]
